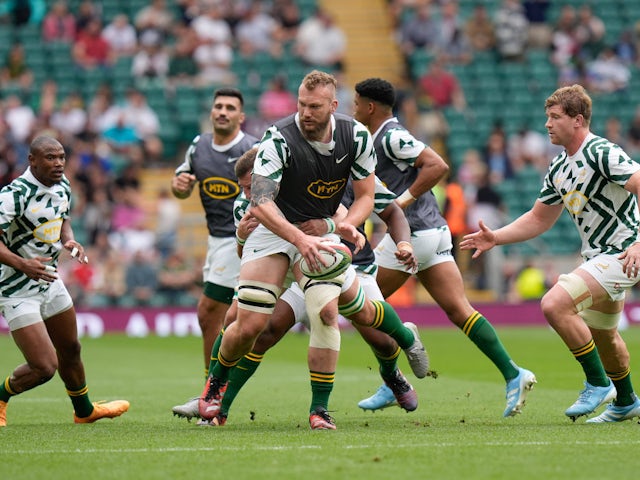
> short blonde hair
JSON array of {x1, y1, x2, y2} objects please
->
[
  {"x1": 545, "y1": 84, "x2": 592, "y2": 126},
  {"x1": 301, "y1": 70, "x2": 337, "y2": 93}
]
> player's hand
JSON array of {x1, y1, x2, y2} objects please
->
[
  {"x1": 64, "y1": 240, "x2": 89, "y2": 264},
  {"x1": 335, "y1": 222, "x2": 364, "y2": 253},
  {"x1": 298, "y1": 218, "x2": 329, "y2": 236},
  {"x1": 460, "y1": 220, "x2": 496, "y2": 259},
  {"x1": 237, "y1": 212, "x2": 259, "y2": 241},
  {"x1": 22, "y1": 256, "x2": 58, "y2": 283},
  {"x1": 619, "y1": 242, "x2": 640, "y2": 278},
  {"x1": 295, "y1": 235, "x2": 336, "y2": 273},
  {"x1": 172, "y1": 173, "x2": 196, "y2": 196},
  {"x1": 395, "y1": 242, "x2": 418, "y2": 272}
]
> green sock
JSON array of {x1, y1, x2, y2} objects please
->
[
  {"x1": 369, "y1": 301, "x2": 414, "y2": 349},
  {"x1": 608, "y1": 368, "x2": 635, "y2": 406},
  {"x1": 211, "y1": 349, "x2": 239, "y2": 383},
  {"x1": 221, "y1": 352, "x2": 263, "y2": 414},
  {"x1": 66, "y1": 383, "x2": 94, "y2": 417},
  {"x1": 571, "y1": 340, "x2": 609, "y2": 387},
  {"x1": 0, "y1": 376, "x2": 15, "y2": 402},
  {"x1": 373, "y1": 346, "x2": 401, "y2": 379},
  {"x1": 207, "y1": 330, "x2": 224, "y2": 377},
  {"x1": 310, "y1": 371, "x2": 334, "y2": 412},
  {"x1": 462, "y1": 312, "x2": 519, "y2": 381}
]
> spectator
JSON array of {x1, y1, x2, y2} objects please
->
[
  {"x1": 294, "y1": 7, "x2": 346, "y2": 72},
  {"x1": 50, "y1": 92, "x2": 88, "y2": 143},
  {"x1": 134, "y1": 0, "x2": 174, "y2": 42},
  {"x1": 157, "y1": 250, "x2": 197, "y2": 306},
  {"x1": 85, "y1": 236, "x2": 126, "y2": 307},
  {"x1": 33, "y1": 79, "x2": 58, "y2": 119},
  {"x1": 523, "y1": 0, "x2": 552, "y2": 49},
  {"x1": 85, "y1": 83, "x2": 114, "y2": 135},
  {"x1": 190, "y1": 0, "x2": 235, "y2": 85},
  {"x1": 167, "y1": 20, "x2": 199, "y2": 87},
  {"x1": 464, "y1": 4, "x2": 496, "y2": 53},
  {"x1": 510, "y1": 261, "x2": 548, "y2": 302},
  {"x1": 82, "y1": 186, "x2": 113, "y2": 245},
  {"x1": 436, "y1": 0, "x2": 472, "y2": 65},
  {"x1": 0, "y1": 43, "x2": 34, "y2": 92},
  {"x1": 574, "y1": 4, "x2": 605, "y2": 61},
  {"x1": 72, "y1": 18, "x2": 115, "y2": 71},
  {"x1": 2, "y1": 0, "x2": 46, "y2": 26},
  {"x1": 465, "y1": 162, "x2": 506, "y2": 296},
  {"x1": 131, "y1": 30, "x2": 170, "y2": 84},
  {"x1": 614, "y1": 30, "x2": 638, "y2": 66},
  {"x1": 397, "y1": 2, "x2": 439, "y2": 75},
  {"x1": 124, "y1": 250, "x2": 158, "y2": 306},
  {"x1": 271, "y1": 0, "x2": 302, "y2": 43},
  {"x1": 175, "y1": 0, "x2": 199, "y2": 25},
  {"x1": 100, "y1": 111, "x2": 140, "y2": 162},
  {"x1": 494, "y1": 0, "x2": 529, "y2": 62},
  {"x1": 415, "y1": 54, "x2": 465, "y2": 142},
  {"x1": 507, "y1": 123, "x2": 552, "y2": 174},
  {"x1": 586, "y1": 46, "x2": 630, "y2": 94},
  {"x1": 257, "y1": 75, "x2": 297, "y2": 124},
  {"x1": 101, "y1": 89, "x2": 162, "y2": 162},
  {"x1": 154, "y1": 188, "x2": 181, "y2": 259},
  {"x1": 102, "y1": 13, "x2": 138, "y2": 58},
  {"x1": 483, "y1": 130, "x2": 513, "y2": 184},
  {"x1": 235, "y1": 0, "x2": 283, "y2": 58},
  {"x1": 109, "y1": 185, "x2": 155, "y2": 259},
  {"x1": 41, "y1": 1, "x2": 76, "y2": 43},
  {"x1": 75, "y1": 0, "x2": 99, "y2": 35},
  {"x1": 3, "y1": 94, "x2": 37, "y2": 166}
]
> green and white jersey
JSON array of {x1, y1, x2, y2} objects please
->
[
  {"x1": 0, "y1": 168, "x2": 71, "y2": 296},
  {"x1": 539, "y1": 133, "x2": 640, "y2": 259},
  {"x1": 254, "y1": 113, "x2": 376, "y2": 223},
  {"x1": 233, "y1": 192, "x2": 250, "y2": 228}
]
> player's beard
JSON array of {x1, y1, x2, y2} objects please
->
[{"x1": 300, "y1": 116, "x2": 330, "y2": 142}]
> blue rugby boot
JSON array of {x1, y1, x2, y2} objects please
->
[
  {"x1": 586, "y1": 394, "x2": 640, "y2": 423},
  {"x1": 565, "y1": 380, "x2": 616, "y2": 421},
  {"x1": 503, "y1": 367, "x2": 537, "y2": 417},
  {"x1": 358, "y1": 384, "x2": 397, "y2": 411}
]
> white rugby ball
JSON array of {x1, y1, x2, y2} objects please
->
[{"x1": 300, "y1": 243, "x2": 352, "y2": 280}]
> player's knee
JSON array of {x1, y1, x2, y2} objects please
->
[
  {"x1": 31, "y1": 360, "x2": 58, "y2": 384},
  {"x1": 319, "y1": 301, "x2": 339, "y2": 326}
]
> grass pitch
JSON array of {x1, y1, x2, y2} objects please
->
[{"x1": 1, "y1": 325, "x2": 639, "y2": 479}]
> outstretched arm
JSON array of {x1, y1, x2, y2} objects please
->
[{"x1": 461, "y1": 200, "x2": 563, "y2": 258}]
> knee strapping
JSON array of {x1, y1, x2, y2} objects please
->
[
  {"x1": 557, "y1": 273, "x2": 593, "y2": 312},
  {"x1": 237, "y1": 280, "x2": 281, "y2": 315},
  {"x1": 580, "y1": 309, "x2": 621, "y2": 330},
  {"x1": 303, "y1": 276, "x2": 342, "y2": 351},
  {"x1": 338, "y1": 284, "x2": 366, "y2": 318}
]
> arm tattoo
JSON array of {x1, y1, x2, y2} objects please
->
[{"x1": 251, "y1": 175, "x2": 279, "y2": 207}]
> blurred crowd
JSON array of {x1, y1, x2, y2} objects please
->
[{"x1": 1, "y1": 0, "x2": 640, "y2": 306}]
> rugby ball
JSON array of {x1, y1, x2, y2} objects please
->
[{"x1": 300, "y1": 242, "x2": 352, "y2": 280}]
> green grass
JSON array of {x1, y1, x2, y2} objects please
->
[{"x1": 1, "y1": 326, "x2": 640, "y2": 479}]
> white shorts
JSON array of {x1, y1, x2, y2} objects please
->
[
  {"x1": 279, "y1": 266, "x2": 382, "y2": 328},
  {"x1": 0, "y1": 279, "x2": 73, "y2": 331},
  {"x1": 203, "y1": 236, "x2": 241, "y2": 288},
  {"x1": 374, "y1": 225, "x2": 453, "y2": 273},
  {"x1": 241, "y1": 224, "x2": 341, "y2": 267},
  {"x1": 579, "y1": 253, "x2": 639, "y2": 302}
]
